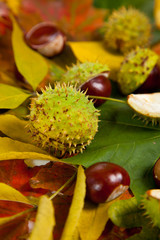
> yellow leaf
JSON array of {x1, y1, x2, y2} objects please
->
[
  {"x1": 0, "y1": 183, "x2": 31, "y2": 204},
  {"x1": 0, "y1": 137, "x2": 56, "y2": 161},
  {"x1": 68, "y1": 41, "x2": 123, "y2": 81},
  {"x1": 6, "y1": 0, "x2": 21, "y2": 14},
  {"x1": 78, "y1": 201, "x2": 113, "y2": 240},
  {"x1": 29, "y1": 195, "x2": 55, "y2": 240},
  {"x1": 0, "y1": 72, "x2": 18, "y2": 87},
  {"x1": 11, "y1": 17, "x2": 48, "y2": 91},
  {"x1": 77, "y1": 201, "x2": 96, "y2": 240},
  {"x1": 72, "y1": 228, "x2": 80, "y2": 240},
  {"x1": 154, "y1": 0, "x2": 160, "y2": 28},
  {"x1": 0, "y1": 114, "x2": 31, "y2": 143},
  {"x1": 0, "y1": 83, "x2": 31, "y2": 109},
  {"x1": 60, "y1": 166, "x2": 86, "y2": 240}
]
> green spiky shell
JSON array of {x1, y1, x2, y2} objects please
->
[
  {"x1": 104, "y1": 7, "x2": 151, "y2": 53},
  {"x1": 142, "y1": 190, "x2": 160, "y2": 228},
  {"x1": 118, "y1": 47, "x2": 159, "y2": 95},
  {"x1": 62, "y1": 62, "x2": 110, "y2": 87},
  {"x1": 28, "y1": 84, "x2": 99, "y2": 157}
]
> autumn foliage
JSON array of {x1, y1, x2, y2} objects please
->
[{"x1": 0, "y1": 0, "x2": 159, "y2": 239}]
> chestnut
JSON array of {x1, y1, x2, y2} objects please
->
[
  {"x1": 25, "y1": 22, "x2": 66, "y2": 57},
  {"x1": 135, "y1": 64, "x2": 160, "y2": 93},
  {"x1": 80, "y1": 73, "x2": 112, "y2": 107},
  {"x1": 85, "y1": 162, "x2": 130, "y2": 204},
  {"x1": 153, "y1": 158, "x2": 160, "y2": 188}
]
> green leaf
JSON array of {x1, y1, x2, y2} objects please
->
[
  {"x1": 108, "y1": 197, "x2": 143, "y2": 228},
  {"x1": 63, "y1": 101, "x2": 160, "y2": 200},
  {"x1": 29, "y1": 195, "x2": 55, "y2": 240},
  {"x1": 0, "y1": 84, "x2": 31, "y2": 109},
  {"x1": 93, "y1": 0, "x2": 150, "y2": 12},
  {"x1": 11, "y1": 17, "x2": 48, "y2": 91},
  {"x1": 0, "y1": 137, "x2": 56, "y2": 161}
]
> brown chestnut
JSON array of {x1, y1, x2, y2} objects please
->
[
  {"x1": 25, "y1": 22, "x2": 66, "y2": 57},
  {"x1": 135, "y1": 64, "x2": 160, "y2": 93},
  {"x1": 153, "y1": 158, "x2": 160, "y2": 188},
  {"x1": 85, "y1": 162, "x2": 130, "y2": 204},
  {"x1": 80, "y1": 73, "x2": 112, "y2": 107}
]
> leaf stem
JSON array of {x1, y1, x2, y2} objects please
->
[
  {"x1": 88, "y1": 95, "x2": 127, "y2": 104},
  {"x1": 49, "y1": 172, "x2": 77, "y2": 201}
]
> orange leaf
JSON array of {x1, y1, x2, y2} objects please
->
[
  {"x1": 18, "y1": 0, "x2": 107, "y2": 40},
  {"x1": 0, "y1": 159, "x2": 47, "y2": 197}
]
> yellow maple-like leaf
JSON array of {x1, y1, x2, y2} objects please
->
[
  {"x1": 29, "y1": 195, "x2": 55, "y2": 240},
  {"x1": 0, "y1": 183, "x2": 31, "y2": 204},
  {"x1": 68, "y1": 41, "x2": 123, "y2": 81},
  {"x1": 154, "y1": 0, "x2": 160, "y2": 28},
  {"x1": 60, "y1": 165, "x2": 86, "y2": 240},
  {"x1": 78, "y1": 200, "x2": 114, "y2": 240},
  {"x1": 0, "y1": 137, "x2": 56, "y2": 161}
]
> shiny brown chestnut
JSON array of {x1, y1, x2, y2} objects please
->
[
  {"x1": 85, "y1": 162, "x2": 130, "y2": 204},
  {"x1": 80, "y1": 73, "x2": 112, "y2": 107},
  {"x1": 153, "y1": 158, "x2": 160, "y2": 188},
  {"x1": 25, "y1": 22, "x2": 66, "y2": 57},
  {"x1": 135, "y1": 64, "x2": 160, "y2": 93}
]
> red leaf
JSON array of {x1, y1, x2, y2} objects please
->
[
  {"x1": 19, "y1": 0, "x2": 107, "y2": 40},
  {"x1": 0, "y1": 209, "x2": 36, "y2": 240},
  {"x1": 0, "y1": 160, "x2": 47, "y2": 197},
  {"x1": 53, "y1": 194, "x2": 72, "y2": 240},
  {"x1": 30, "y1": 162, "x2": 76, "y2": 195},
  {"x1": 0, "y1": 200, "x2": 33, "y2": 218}
]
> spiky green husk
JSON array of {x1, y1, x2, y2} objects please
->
[
  {"x1": 62, "y1": 62, "x2": 110, "y2": 87},
  {"x1": 28, "y1": 84, "x2": 99, "y2": 157},
  {"x1": 104, "y1": 7, "x2": 151, "y2": 53},
  {"x1": 118, "y1": 47, "x2": 159, "y2": 95},
  {"x1": 132, "y1": 113, "x2": 160, "y2": 126},
  {"x1": 142, "y1": 190, "x2": 160, "y2": 228}
]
